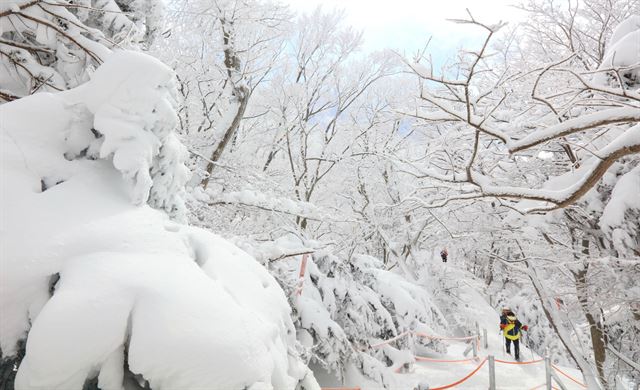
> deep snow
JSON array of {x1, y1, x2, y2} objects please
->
[{"x1": 0, "y1": 51, "x2": 318, "y2": 390}]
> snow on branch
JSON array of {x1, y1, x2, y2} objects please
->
[
  {"x1": 507, "y1": 107, "x2": 640, "y2": 153},
  {"x1": 404, "y1": 13, "x2": 640, "y2": 214}
]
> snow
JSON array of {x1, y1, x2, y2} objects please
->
[
  {"x1": 600, "y1": 16, "x2": 640, "y2": 70},
  {"x1": 600, "y1": 165, "x2": 640, "y2": 253},
  {"x1": 386, "y1": 261, "x2": 588, "y2": 390},
  {"x1": 3, "y1": 4, "x2": 638, "y2": 390},
  {"x1": 63, "y1": 50, "x2": 190, "y2": 220},
  {"x1": 1, "y1": 51, "x2": 318, "y2": 389},
  {"x1": 507, "y1": 107, "x2": 640, "y2": 153}
]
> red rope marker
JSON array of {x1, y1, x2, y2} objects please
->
[
  {"x1": 429, "y1": 357, "x2": 488, "y2": 390},
  {"x1": 295, "y1": 253, "x2": 309, "y2": 296},
  {"x1": 552, "y1": 364, "x2": 587, "y2": 388}
]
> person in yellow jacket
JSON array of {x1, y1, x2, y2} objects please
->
[{"x1": 499, "y1": 311, "x2": 528, "y2": 361}]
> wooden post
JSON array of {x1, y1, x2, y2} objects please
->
[
  {"x1": 483, "y1": 328, "x2": 488, "y2": 349},
  {"x1": 488, "y1": 355, "x2": 496, "y2": 390}
]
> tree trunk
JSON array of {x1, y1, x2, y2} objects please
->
[
  {"x1": 200, "y1": 18, "x2": 250, "y2": 189},
  {"x1": 525, "y1": 260, "x2": 603, "y2": 389},
  {"x1": 572, "y1": 238, "x2": 608, "y2": 388},
  {"x1": 566, "y1": 221, "x2": 609, "y2": 388},
  {"x1": 200, "y1": 85, "x2": 249, "y2": 189}
]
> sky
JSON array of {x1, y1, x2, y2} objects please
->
[{"x1": 284, "y1": 0, "x2": 525, "y2": 56}]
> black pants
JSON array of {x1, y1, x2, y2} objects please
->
[
  {"x1": 505, "y1": 338, "x2": 520, "y2": 359},
  {"x1": 441, "y1": 256, "x2": 447, "y2": 262}
]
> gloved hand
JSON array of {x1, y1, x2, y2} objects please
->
[
  {"x1": 522, "y1": 325, "x2": 529, "y2": 331},
  {"x1": 500, "y1": 324, "x2": 506, "y2": 329}
]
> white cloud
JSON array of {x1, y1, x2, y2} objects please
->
[{"x1": 283, "y1": 0, "x2": 524, "y2": 53}]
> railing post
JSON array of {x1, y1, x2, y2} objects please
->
[
  {"x1": 545, "y1": 356, "x2": 552, "y2": 390},
  {"x1": 488, "y1": 355, "x2": 496, "y2": 390},
  {"x1": 295, "y1": 254, "x2": 309, "y2": 296},
  {"x1": 483, "y1": 328, "x2": 488, "y2": 349},
  {"x1": 472, "y1": 336, "x2": 478, "y2": 358}
]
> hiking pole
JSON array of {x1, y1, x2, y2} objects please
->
[
  {"x1": 525, "y1": 331, "x2": 534, "y2": 361},
  {"x1": 528, "y1": 333, "x2": 534, "y2": 361}
]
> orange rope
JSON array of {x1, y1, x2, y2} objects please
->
[
  {"x1": 552, "y1": 364, "x2": 587, "y2": 388},
  {"x1": 415, "y1": 356, "x2": 478, "y2": 363},
  {"x1": 494, "y1": 358, "x2": 544, "y2": 365},
  {"x1": 429, "y1": 357, "x2": 488, "y2": 390}
]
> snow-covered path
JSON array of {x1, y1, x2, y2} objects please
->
[
  {"x1": 325, "y1": 260, "x2": 589, "y2": 390},
  {"x1": 394, "y1": 261, "x2": 587, "y2": 390}
]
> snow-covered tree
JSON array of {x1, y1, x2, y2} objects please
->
[
  {"x1": 1, "y1": 49, "x2": 320, "y2": 390},
  {"x1": 399, "y1": 2, "x2": 639, "y2": 387},
  {"x1": 0, "y1": 0, "x2": 164, "y2": 102}
]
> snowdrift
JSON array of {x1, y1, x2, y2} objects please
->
[{"x1": 0, "y1": 51, "x2": 317, "y2": 389}]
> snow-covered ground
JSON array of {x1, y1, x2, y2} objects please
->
[
  {"x1": 314, "y1": 260, "x2": 588, "y2": 390},
  {"x1": 402, "y1": 262, "x2": 585, "y2": 390}
]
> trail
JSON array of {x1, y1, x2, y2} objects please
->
[
  {"x1": 317, "y1": 259, "x2": 589, "y2": 390},
  {"x1": 393, "y1": 260, "x2": 587, "y2": 390}
]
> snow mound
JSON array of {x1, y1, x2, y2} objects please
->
[{"x1": 0, "y1": 51, "x2": 318, "y2": 390}]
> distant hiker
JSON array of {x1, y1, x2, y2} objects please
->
[
  {"x1": 500, "y1": 311, "x2": 528, "y2": 361},
  {"x1": 440, "y1": 248, "x2": 448, "y2": 262}
]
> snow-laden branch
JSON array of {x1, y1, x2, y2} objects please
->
[
  {"x1": 507, "y1": 107, "x2": 640, "y2": 153},
  {"x1": 404, "y1": 13, "x2": 640, "y2": 214},
  {"x1": 468, "y1": 124, "x2": 640, "y2": 211}
]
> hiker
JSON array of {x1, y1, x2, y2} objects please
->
[
  {"x1": 500, "y1": 311, "x2": 528, "y2": 361},
  {"x1": 440, "y1": 248, "x2": 448, "y2": 262},
  {"x1": 500, "y1": 307, "x2": 510, "y2": 322}
]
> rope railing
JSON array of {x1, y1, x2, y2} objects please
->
[
  {"x1": 429, "y1": 357, "x2": 488, "y2": 390},
  {"x1": 367, "y1": 327, "x2": 582, "y2": 390},
  {"x1": 552, "y1": 364, "x2": 587, "y2": 388}
]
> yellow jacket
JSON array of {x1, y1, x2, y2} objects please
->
[{"x1": 503, "y1": 322, "x2": 522, "y2": 340}]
